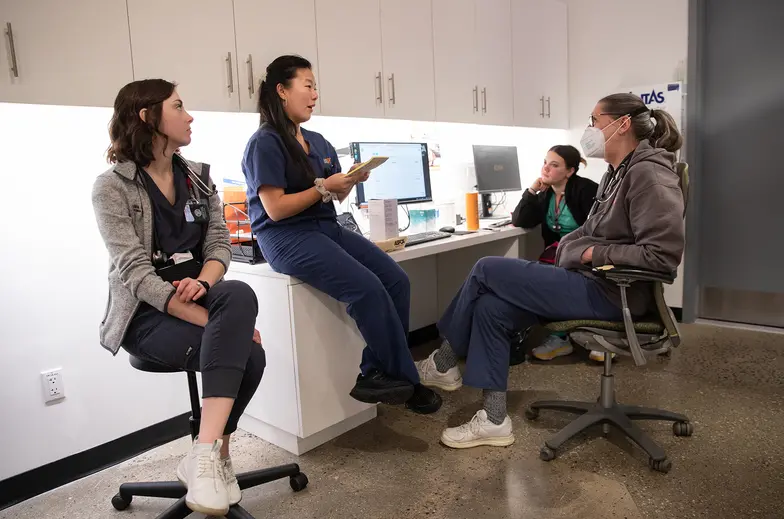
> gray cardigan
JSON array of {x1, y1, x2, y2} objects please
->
[{"x1": 92, "y1": 159, "x2": 231, "y2": 354}]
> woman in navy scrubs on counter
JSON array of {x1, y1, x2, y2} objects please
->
[{"x1": 241, "y1": 55, "x2": 441, "y2": 414}]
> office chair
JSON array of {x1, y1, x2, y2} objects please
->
[
  {"x1": 525, "y1": 163, "x2": 692, "y2": 474},
  {"x1": 110, "y1": 355, "x2": 308, "y2": 518}
]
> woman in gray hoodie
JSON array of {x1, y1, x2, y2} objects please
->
[
  {"x1": 415, "y1": 93, "x2": 685, "y2": 450},
  {"x1": 92, "y1": 80, "x2": 263, "y2": 516}
]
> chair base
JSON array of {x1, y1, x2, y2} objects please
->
[
  {"x1": 526, "y1": 371, "x2": 693, "y2": 473},
  {"x1": 111, "y1": 464, "x2": 306, "y2": 518}
]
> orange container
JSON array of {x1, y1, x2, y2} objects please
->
[
  {"x1": 223, "y1": 186, "x2": 251, "y2": 242},
  {"x1": 465, "y1": 192, "x2": 479, "y2": 230}
]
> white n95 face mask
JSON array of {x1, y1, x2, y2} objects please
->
[{"x1": 580, "y1": 126, "x2": 606, "y2": 158}]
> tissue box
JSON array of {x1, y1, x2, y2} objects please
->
[{"x1": 369, "y1": 199, "x2": 399, "y2": 241}]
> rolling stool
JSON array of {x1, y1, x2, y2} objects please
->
[{"x1": 111, "y1": 355, "x2": 309, "y2": 518}]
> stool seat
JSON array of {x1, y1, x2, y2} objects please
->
[{"x1": 128, "y1": 354, "x2": 183, "y2": 374}]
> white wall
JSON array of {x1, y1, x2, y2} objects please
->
[
  {"x1": 0, "y1": 101, "x2": 564, "y2": 480},
  {"x1": 0, "y1": 103, "x2": 191, "y2": 480},
  {"x1": 565, "y1": 0, "x2": 688, "y2": 183}
]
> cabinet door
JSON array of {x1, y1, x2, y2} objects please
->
[
  {"x1": 315, "y1": 0, "x2": 384, "y2": 118},
  {"x1": 512, "y1": 0, "x2": 568, "y2": 129},
  {"x1": 432, "y1": 0, "x2": 478, "y2": 124},
  {"x1": 0, "y1": 0, "x2": 133, "y2": 107},
  {"x1": 233, "y1": 0, "x2": 321, "y2": 114},
  {"x1": 475, "y1": 0, "x2": 513, "y2": 126},
  {"x1": 127, "y1": 0, "x2": 239, "y2": 112},
  {"x1": 379, "y1": 0, "x2": 436, "y2": 121},
  {"x1": 538, "y1": 0, "x2": 568, "y2": 129}
]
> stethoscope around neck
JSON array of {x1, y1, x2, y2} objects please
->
[
  {"x1": 587, "y1": 161, "x2": 629, "y2": 218},
  {"x1": 173, "y1": 152, "x2": 217, "y2": 199}
]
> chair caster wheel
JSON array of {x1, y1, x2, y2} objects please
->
[
  {"x1": 649, "y1": 457, "x2": 672, "y2": 473},
  {"x1": 673, "y1": 421, "x2": 693, "y2": 437},
  {"x1": 539, "y1": 446, "x2": 556, "y2": 461},
  {"x1": 111, "y1": 493, "x2": 131, "y2": 511},
  {"x1": 290, "y1": 472, "x2": 309, "y2": 492},
  {"x1": 525, "y1": 408, "x2": 539, "y2": 420}
]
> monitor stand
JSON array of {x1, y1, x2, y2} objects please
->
[{"x1": 479, "y1": 193, "x2": 506, "y2": 219}]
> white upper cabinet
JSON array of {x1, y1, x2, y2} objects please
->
[
  {"x1": 512, "y1": 0, "x2": 568, "y2": 129},
  {"x1": 127, "y1": 0, "x2": 240, "y2": 113},
  {"x1": 0, "y1": 0, "x2": 133, "y2": 107},
  {"x1": 233, "y1": 0, "x2": 321, "y2": 114},
  {"x1": 432, "y1": 0, "x2": 478, "y2": 124},
  {"x1": 476, "y1": 0, "x2": 513, "y2": 126},
  {"x1": 433, "y1": 0, "x2": 513, "y2": 126},
  {"x1": 315, "y1": 0, "x2": 384, "y2": 119},
  {"x1": 379, "y1": 0, "x2": 436, "y2": 121}
]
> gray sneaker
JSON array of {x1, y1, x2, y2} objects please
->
[{"x1": 531, "y1": 335, "x2": 574, "y2": 361}]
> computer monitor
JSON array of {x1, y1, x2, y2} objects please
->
[
  {"x1": 472, "y1": 144, "x2": 522, "y2": 217},
  {"x1": 350, "y1": 142, "x2": 432, "y2": 205}
]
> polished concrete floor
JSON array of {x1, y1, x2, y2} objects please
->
[{"x1": 3, "y1": 323, "x2": 783, "y2": 519}]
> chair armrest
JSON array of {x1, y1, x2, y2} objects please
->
[{"x1": 592, "y1": 265, "x2": 675, "y2": 285}]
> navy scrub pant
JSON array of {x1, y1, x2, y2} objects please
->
[
  {"x1": 437, "y1": 257, "x2": 623, "y2": 391},
  {"x1": 123, "y1": 280, "x2": 264, "y2": 435},
  {"x1": 259, "y1": 219, "x2": 420, "y2": 385}
]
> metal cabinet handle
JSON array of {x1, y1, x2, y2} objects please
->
[
  {"x1": 546, "y1": 96, "x2": 551, "y2": 118},
  {"x1": 473, "y1": 86, "x2": 479, "y2": 112},
  {"x1": 540, "y1": 96, "x2": 545, "y2": 118},
  {"x1": 225, "y1": 52, "x2": 234, "y2": 94},
  {"x1": 388, "y1": 73, "x2": 396, "y2": 105},
  {"x1": 246, "y1": 54, "x2": 254, "y2": 98},
  {"x1": 375, "y1": 72, "x2": 383, "y2": 104},
  {"x1": 482, "y1": 87, "x2": 487, "y2": 114},
  {"x1": 5, "y1": 22, "x2": 19, "y2": 78}
]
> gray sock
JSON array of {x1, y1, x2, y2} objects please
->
[
  {"x1": 433, "y1": 340, "x2": 458, "y2": 373},
  {"x1": 483, "y1": 390, "x2": 507, "y2": 425}
]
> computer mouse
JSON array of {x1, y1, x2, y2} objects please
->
[{"x1": 439, "y1": 226, "x2": 456, "y2": 233}]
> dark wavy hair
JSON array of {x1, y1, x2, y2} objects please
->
[
  {"x1": 106, "y1": 79, "x2": 177, "y2": 166},
  {"x1": 257, "y1": 55, "x2": 315, "y2": 188},
  {"x1": 549, "y1": 144, "x2": 587, "y2": 173}
]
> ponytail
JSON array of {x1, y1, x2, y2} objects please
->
[
  {"x1": 257, "y1": 55, "x2": 315, "y2": 189},
  {"x1": 648, "y1": 108, "x2": 683, "y2": 153}
]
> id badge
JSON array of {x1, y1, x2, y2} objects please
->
[{"x1": 185, "y1": 199, "x2": 210, "y2": 223}]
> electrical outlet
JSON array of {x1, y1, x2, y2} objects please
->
[{"x1": 41, "y1": 369, "x2": 65, "y2": 403}]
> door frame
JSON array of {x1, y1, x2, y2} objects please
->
[{"x1": 681, "y1": 0, "x2": 706, "y2": 323}]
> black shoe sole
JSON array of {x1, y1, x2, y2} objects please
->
[
  {"x1": 350, "y1": 384, "x2": 415, "y2": 405},
  {"x1": 405, "y1": 393, "x2": 443, "y2": 415}
]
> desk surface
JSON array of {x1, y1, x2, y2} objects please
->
[{"x1": 228, "y1": 225, "x2": 528, "y2": 281}]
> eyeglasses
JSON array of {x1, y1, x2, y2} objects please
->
[{"x1": 589, "y1": 112, "x2": 616, "y2": 127}]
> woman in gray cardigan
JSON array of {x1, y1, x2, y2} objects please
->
[{"x1": 92, "y1": 79, "x2": 262, "y2": 516}]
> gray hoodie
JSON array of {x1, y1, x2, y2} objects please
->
[
  {"x1": 555, "y1": 140, "x2": 685, "y2": 315},
  {"x1": 92, "y1": 159, "x2": 231, "y2": 354}
]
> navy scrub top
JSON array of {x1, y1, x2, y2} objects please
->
[{"x1": 242, "y1": 124, "x2": 341, "y2": 236}]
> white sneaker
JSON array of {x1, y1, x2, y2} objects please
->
[
  {"x1": 223, "y1": 457, "x2": 242, "y2": 505},
  {"x1": 415, "y1": 350, "x2": 463, "y2": 391},
  {"x1": 440, "y1": 410, "x2": 515, "y2": 449},
  {"x1": 532, "y1": 335, "x2": 574, "y2": 360},
  {"x1": 176, "y1": 439, "x2": 229, "y2": 516}
]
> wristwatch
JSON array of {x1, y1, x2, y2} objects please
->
[
  {"x1": 314, "y1": 178, "x2": 334, "y2": 202},
  {"x1": 197, "y1": 280, "x2": 210, "y2": 293}
]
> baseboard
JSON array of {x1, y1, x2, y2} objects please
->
[
  {"x1": 409, "y1": 324, "x2": 439, "y2": 347},
  {"x1": 0, "y1": 412, "x2": 190, "y2": 511}
]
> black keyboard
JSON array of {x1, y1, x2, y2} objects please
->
[{"x1": 405, "y1": 231, "x2": 453, "y2": 247}]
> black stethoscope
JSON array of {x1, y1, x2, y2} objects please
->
[{"x1": 587, "y1": 160, "x2": 630, "y2": 218}]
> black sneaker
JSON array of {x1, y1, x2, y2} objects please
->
[
  {"x1": 405, "y1": 384, "x2": 443, "y2": 414},
  {"x1": 349, "y1": 371, "x2": 415, "y2": 405}
]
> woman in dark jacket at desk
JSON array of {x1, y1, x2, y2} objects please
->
[{"x1": 511, "y1": 145, "x2": 598, "y2": 360}]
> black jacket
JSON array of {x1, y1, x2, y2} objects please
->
[{"x1": 511, "y1": 174, "x2": 598, "y2": 246}]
